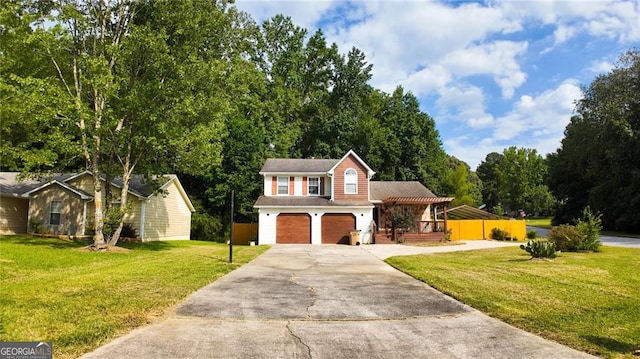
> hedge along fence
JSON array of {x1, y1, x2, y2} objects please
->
[
  {"x1": 448, "y1": 220, "x2": 526, "y2": 240},
  {"x1": 232, "y1": 223, "x2": 258, "y2": 245}
]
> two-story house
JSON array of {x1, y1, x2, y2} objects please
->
[{"x1": 254, "y1": 150, "x2": 453, "y2": 245}]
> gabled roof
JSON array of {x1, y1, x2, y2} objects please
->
[
  {"x1": 328, "y1": 150, "x2": 375, "y2": 178},
  {"x1": 258, "y1": 150, "x2": 376, "y2": 177},
  {"x1": 0, "y1": 172, "x2": 193, "y2": 211},
  {"x1": 22, "y1": 180, "x2": 93, "y2": 199},
  {"x1": 370, "y1": 181, "x2": 436, "y2": 201},
  {"x1": 260, "y1": 158, "x2": 339, "y2": 174},
  {"x1": 0, "y1": 173, "x2": 76, "y2": 197}
]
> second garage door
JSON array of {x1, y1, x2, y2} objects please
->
[
  {"x1": 321, "y1": 213, "x2": 356, "y2": 244},
  {"x1": 276, "y1": 213, "x2": 311, "y2": 244}
]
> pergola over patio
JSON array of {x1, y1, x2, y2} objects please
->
[{"x1": 374, "y1": 195, "x2": 454, "y2": 243}]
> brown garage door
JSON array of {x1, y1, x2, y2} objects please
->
[
  {"x1": 321, "y1": 213, "x2": 356, "y2": 244},
  {"x1": 276, "y1": 213, "x2": 311, "y2": 244}
]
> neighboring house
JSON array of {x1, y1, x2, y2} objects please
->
[
  {"x1": 254, "y1": 150, "x2": 453, "y2": 245},
  {"x1": 0, "y1": 172, "x2": 194, "y2": 241}
]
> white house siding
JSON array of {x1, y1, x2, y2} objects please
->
[
  {"x1": 0, "y1": 196, "x2": 29, "y2": 234},
  {"x1": 258, "y1": 207, "x2": 373, "y2": 245},
  {"x1": 142, "y1": 180, "x2": 191, "y2": 241}
]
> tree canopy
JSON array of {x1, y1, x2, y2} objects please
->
[
  {"x1": 1, "y1": 1, "x2": 460, "y2": 242},
  {"x1": 547, "y1": 49, "x2": 640, "y2": 231}
]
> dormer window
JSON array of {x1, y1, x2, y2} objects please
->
[
  {"x1": 277, "y1": 177, "x2": 289, "y2": 195},
  {"x1": 344, "y1": 168, "x2": 357, "y2": 194},
  {"x1": 308, "y1": 177, "x2": 320, "y2": 195}
]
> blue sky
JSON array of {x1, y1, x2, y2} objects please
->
[{"x1": 236, "y1": 0, "x2": 640, "y2": 169}]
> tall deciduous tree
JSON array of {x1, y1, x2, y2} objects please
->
[
  {"x1": 477, "y1": 147, "x2": 551, "y2": 215},
  {"x1": 2, "y1": 0, "x2": 231, "y2": 247},
  {"x1": 548, "y1": 49, "x2": 640, "y2": 231}
]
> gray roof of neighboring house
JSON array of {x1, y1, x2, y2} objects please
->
[
  {"x1": 369, "y1": 181, "x2": 436, "y2": 201},
  {"x1": 260, "y1": 159, "x2": 339, "y2": 173},
  {"x1": 0, "y1": 172, "x2": 174, "y2": 198},
  {"x1": 254, "y1": 196, "x2": 372, "y2": 207}
]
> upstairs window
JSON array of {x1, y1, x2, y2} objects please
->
[
  {"x1": 50, "y1": 200, "x2": 62, "y2": 225},
  {"x1": 308, "y1": 177, "x2": 320, "y2": 195},
  {"x1": 277, "y1": 176, "x2": 289, "y2": 195},
  {"x1": 344, "y1": 168, "x2": 357, "y2": 194}
]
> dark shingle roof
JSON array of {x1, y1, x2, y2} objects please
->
[
  {"x1": 0, "y1": 172, "x2": 174, "y2": 198},
  {"x1": 260, "y1": 159, "x2": 339, "y2": 173},
  {"x1": 0, "y1": 173, "x2": 75, "y2": 196},
  {"x1": 254, "y1": 196, "x2": 372, "y2": 207},
  {"x1": 369, "y1": 181, "x2": 436, "y2": 201}
]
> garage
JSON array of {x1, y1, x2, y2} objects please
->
[
  {"x1": 321, "y1": 213, "x2": 356, "y2": 244},
  {"x1": 276, "y1": 213, "x2": 311, "y2": 244}
]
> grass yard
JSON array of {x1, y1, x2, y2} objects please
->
[
  {"x1": 386, "y1": 246, "x2": 640, "y2": 358},
  {"x1": 526, "y1": 217, "x2": 552, "y2": 228},
  {"x1": 0, "y1": 235, "x2": 268, "y2": 358}
]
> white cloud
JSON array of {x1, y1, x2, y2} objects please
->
[
  {"x1": 492, "y1": 80, "x2": 582, "y2": 141},
  {"x1": 234, "y1": 1, "x2": 337, "y2": 30},
  {"x1": 436, "y1": 85, "x2": 494, "y2": 128},
  {"x1": 444, "y1": 81, "x2": 582, "y2": 169},
  {"x1": 589, "y1": 60, "x2": 615, "y2": 74}
]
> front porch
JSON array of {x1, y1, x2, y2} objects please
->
[{"x1": 372, "y1": 196, "x2": 454, "y2": 244}]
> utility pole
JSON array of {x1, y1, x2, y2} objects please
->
[{"x1": 229, "y1": 190, "x2": 234, "y2": 263}]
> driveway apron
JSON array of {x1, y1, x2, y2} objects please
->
[{"x1": 82, "y1": 245, "x2": 595, "y2": 359}]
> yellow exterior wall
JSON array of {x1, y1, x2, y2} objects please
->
[
  {"x1": 232, "y1": 223, "x2": 258, "y2": 245},
  {"x1": 28, "y1": 185, "x2": 86, "y2": 236},
  {"x1": 449, "y1": 219, "x2": 526, "y2": 240},
  {"x1": 142, "y1": 180, "x2": 192, "y2": 241},
  {"x1": 0, "y1": 196, "x2": 29, "y2": 234}
]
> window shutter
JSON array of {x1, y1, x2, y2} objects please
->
[
  {"x1": 302, "y1": 177, "x2": 307, "y2": 195},
  {"x1": 289, "y1": 177, "x2": 294, "y2": 195},
  {"x1": 271, "y1": 177, "x2": 277, "y2": 196},
  {"x1": 320, "y1": 177, "x2": 325, "y2": 195}
]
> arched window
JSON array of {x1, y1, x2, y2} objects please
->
[{"x1": 344, "y1": 168, "x2": 357, "y2": 194}]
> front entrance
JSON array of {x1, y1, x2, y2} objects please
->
[{"x1": 321, "y1": 213, "x2": 356, "y2": 244}]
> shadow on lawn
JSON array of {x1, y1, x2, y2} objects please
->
[
  {"x1": 0, "y1": 235, "x2": 91, "y2": 249},
  {"x1": 581, "y1": 335, "x2": 638, "y2": 355},
  {"x1": 117, "y1": 241, "x2": 172, "y2": 251}
]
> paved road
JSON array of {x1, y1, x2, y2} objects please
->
[
  {"x1": 527, "y1": 226, "x2": 640, "y2": 248},
  {"x1": 82, "y1": 245, "x2": 594, "y2": 359}
]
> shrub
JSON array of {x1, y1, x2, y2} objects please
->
[
  {"x1": 120, "y1": 223, "x2": 138, "y2": 239},
  {"x1": 575, "y1": 206, "x2": 602, "y2": 252},
  {"x1": 190, "y1": 213, "x2": 224, "y2": 242},
  {"x1": 29, "y1": 218, "x2": 50, "y2": 234},
  {"x1": 526, "y1": 230, "x2": 537, "y2": 239},
  {"x1": 547, "y1": 224, "x2": 582, "y2": 252},
  {"x1": 520, "y1": 239, "x2": 558, "y2": 258},
  {"x1": 490, "y1": 227, "x2": 508, "y2": 241}
]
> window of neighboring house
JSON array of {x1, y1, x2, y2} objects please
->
[
  {"x1": 50, "y1": 200, "x2": 62, "y2": 225},
  {"x1": 277, "y1": 176, "x2": 289, "y2": 195},
  {"x1": 344, "y1": 168, "x2": 357, "y2": 194},
  {"x1": 308, "y1": 177, "x2": 320, "y2": 195}
]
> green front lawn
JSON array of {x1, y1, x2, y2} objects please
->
[
  {"x1": 386, "y1": 246, "x2": 640, "y2": 358},
  {"x1": 0, "y1": 235, "x2": 268, "y2": 358},
  {"x1": 526, "y1": 217, "x2": 552, "y2": 228}
]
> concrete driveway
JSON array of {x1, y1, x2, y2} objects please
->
[{"x1": 82, "y1": 245, "x2": 594, "y2": 359}]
